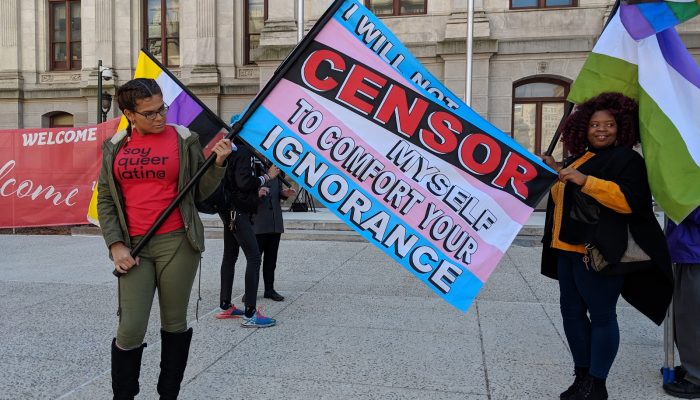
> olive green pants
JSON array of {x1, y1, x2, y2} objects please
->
[{"x1": 116, "y1": 229, "x2": 200, "y2": 349}]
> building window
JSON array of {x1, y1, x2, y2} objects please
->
[
  {"x1": 246, "y1": 0, "x2": 267, "y2": 64},
  {"x1": 510, "y1": 0, "x2": 575, "y2": 9},
  {"x1": 511, "y1": 78, "x2": 569, "y2": 160},
  {"x1": 144, "y1": 0, "x2": 180, "y2": 67},
  {"x1": 49, "y1": 0, "x2": 81, "y2": 70},
  {"x1": 49, "y1": 112, "x2": 74, "y2": 127},
  {"x1": 365, "y1": 0, "x2": 427, "y2": 16}
]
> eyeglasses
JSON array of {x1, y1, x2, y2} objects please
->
[{"x1": 133, "y1": 104, "x2": 169, "y2": 121}]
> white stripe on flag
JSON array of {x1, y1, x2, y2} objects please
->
[
  {"x1": 592, "y1": 14, "x2": 638, "y2": 65},
  {"x1": 594, "y1": 13, "x2": 700, "y2": 167},
  {"x1": 638, "y1": 39, "x2": 700, "y2": 167},
  {"x1": 155, "y1": 73, "x2": 183, "y2": 107}
]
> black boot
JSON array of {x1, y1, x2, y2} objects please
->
[
  {"x1": 560, "y1": 367, "x2": 589, "y2": 400},
  {"x1": 575, "y1": 375, "x2": 608, "y2": 400},
  {"x1": 157, "y1": 328, "x2": 193, "y2": 400},
  {"x1": 111, "y1": 339, "x2": 146, "y2": 400}
]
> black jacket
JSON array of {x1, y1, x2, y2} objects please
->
[
  {"x1": 541, "y1": 146, "x2": 673, "y2": 325},
  {"x1": 224, "y1": 146, "x2": 262, "y2": 214}
]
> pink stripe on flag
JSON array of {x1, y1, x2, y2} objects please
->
[{"x1": 263, "y1": 80, "x2": 514, "y2": 281}]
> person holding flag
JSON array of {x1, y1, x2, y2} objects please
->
[
  {"x1": 663, "y1": 206, "x2": 700, "y2": 398},
  {"x1": 98, "y1": 78, "x2": 231, "y2": 399},
  {"x1": 540, "y1": 92, "x2": 673, "y2": 400}
]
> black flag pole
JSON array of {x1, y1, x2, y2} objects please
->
[
  {"x1": 543, "y1": 101, "x2": 574, "y2": 157},
  {"x1": 542, "y1": 0, "x2": 621, "y2": 157},
  {"x1": 112, "y1": 0, "x2": 347, "y2": 277}
]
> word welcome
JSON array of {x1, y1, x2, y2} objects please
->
[
  {"x1": 22, "y1": 128, "x2": 98, "y2": 147},
  {"x1": 0, "y1": 160, "x2": 79, "y2": 206}
]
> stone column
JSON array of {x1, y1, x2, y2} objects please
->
[
  {"x1": 0, "y1": 0, "x2": 23, "y2": 128},
  {"x1": 179, "y1": 0, "x2": 219, "y2": 115},
  {"x1": 256, "y1": 0, "x2": 297, "y2": 88},
  {"x1": 111, "y1": 0, "x2": 136, "y2": 85},
  {"x1": 0, "y1": 0, "x2": 20, "y2": 72},
  {"x1": 439, "y1": 0, "x2": 494, "y2": 116},
  {"x1": 82, "y1": 0, "x2": 115, "y2": 77},
  {"x1": 260, "y1": 0, "x2": 297, "y2": 48},
  {"x1": 307, "y1": 0, "x2": 333, "y2": 32},
  {"x1": 80, "y1": 0, "x2": 116, "y2": 124},
  {"x1": 181, "y1": 0, "x2": 218, "y2": 75}
]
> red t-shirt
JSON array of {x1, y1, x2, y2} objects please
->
[{"x1": 114, "y1": 126, "x2": 184, "y2": 236}]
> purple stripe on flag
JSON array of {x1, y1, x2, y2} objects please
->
[
  {"x1": 657, "y1": 28, "x2": 700, "y2": 89},
  {"x1": 620, "y1": 4, "x2": 656, "y2": 39},
  {"x1": 166, "y1": 91, "x2": 203, "y2": 127}
]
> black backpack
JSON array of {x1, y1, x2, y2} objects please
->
[{"x1": 195, "y1": 179, "x2": 228, "y2": 214}]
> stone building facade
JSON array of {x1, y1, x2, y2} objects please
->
[{"x1": 1, "y1": 0, "x2": 698, "y2": 158}]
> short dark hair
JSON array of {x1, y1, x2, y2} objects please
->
[
  {"x1": 115, "y1": 78, "x2": 163, "y2": 112},
  {"x1": 561, "y1": 92, "x2": 639, "y2": 157}
]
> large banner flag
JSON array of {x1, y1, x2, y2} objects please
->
[
  {"x1": 0, "y1": 119, "x2": 118, "y2": 228},
  {"x1": 86, "y1": 50, "x2": 229, "y2": 225},
  {"x1": 568, "y1": 10, "x2": 700, "y2": 223},
  {"x1": 620, "y1": 0, "x2": 700, "y2": 39},
  {"x1": 233, "y1": 0, "x2": 557, "y2": 311}
]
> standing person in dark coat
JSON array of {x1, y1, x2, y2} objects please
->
[
  {"x1": 540, "y1": 92, "x2": 673, "y2": 400},
  {"x1": 214, "y1": 140, "x2": 280, "y2": 328},
  {"x1": 253, "y1": 159, "x2": 296, "y2": 302},
  {"x1": 663, "y1": 206, "x2": 700, "y2": 399}
]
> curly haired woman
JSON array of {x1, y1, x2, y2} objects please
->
[{"x1": 540, "y1": 92, "x2": 673, "y2": 400}]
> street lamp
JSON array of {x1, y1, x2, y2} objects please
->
[
  {"x1": 101, "y1": 92, "x2": 113, "y2": 122},
  {"x1": 97, "y1": 59, "x2": 113, "y2": 123}
]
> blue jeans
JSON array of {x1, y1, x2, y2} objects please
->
[{"x1": 557, "y1": 250, "x2": 625, "y2": 379}]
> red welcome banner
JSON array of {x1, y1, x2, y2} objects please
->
[{"x1": 0, "y1": 119, "x2": 119, "y2": 228}]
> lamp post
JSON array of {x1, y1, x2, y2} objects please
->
[
  {"x1": 97, "y1": 60, "x2": 113, "y2": 123},
  {"x1": 101, "y1": 92, "x2": 113, "y2": 122}
]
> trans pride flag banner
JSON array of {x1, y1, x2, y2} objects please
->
[
  {"x1": 233, "y1": 0, "x2": 557, "y2": 312},
  {"x1": 87, "y1": 50, "x2": 228, "y2": 225},
  {"x1": 568, "y1": 10, "x2": 700, "y2": 223},
  {"x1": 620, "y1": 0, "x2": 700, "y2": 39}
]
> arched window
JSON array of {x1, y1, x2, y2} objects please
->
[
  {"x1": 511, "y1": 77, "x2": 569, "y2": 160},
  {"x1": 48, "y1": 112, "x2": 74, "y2": 128}
]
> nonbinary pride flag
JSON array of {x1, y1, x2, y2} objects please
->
[
  {"x1": 233, "y1": 0, "x2": 557, "y2": 312},
  {"x1": 569, "y1": 11, "x2": 700, "y2": 223},
  {"x1": 620, "y1": 0, "x2": 700, "y2": 39},
  {"x1": 86, "y1": 50, "x2": 228, "y2": 225}
]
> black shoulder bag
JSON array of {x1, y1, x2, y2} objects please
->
[{"x1": 569, "y1": 188, "x2": 650, "y2": 272}]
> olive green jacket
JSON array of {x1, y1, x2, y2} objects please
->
[{"x1": 97, "y1": 124, "x2": 225, "y2": 253}]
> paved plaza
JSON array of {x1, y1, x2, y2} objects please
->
[{"x1": 0, "y1": 213, "x2": 675, "y2": 399}]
